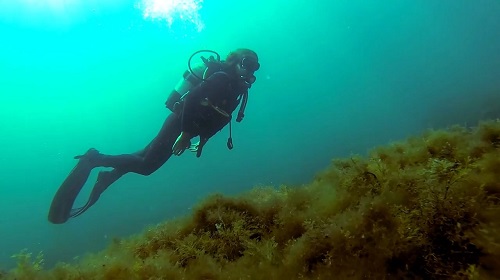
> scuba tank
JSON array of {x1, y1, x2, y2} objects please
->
[{"x1": 165, "y1": 50, "x2": 223, "y2": 113}]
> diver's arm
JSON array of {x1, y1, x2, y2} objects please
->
[{"x1": 172, "y1": 131, "x2": 192, "y2": 156}]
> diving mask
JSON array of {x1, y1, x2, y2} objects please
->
[
  {"x1": 240, "y1": 57, "x2": 260, "y2": 72},
  {"x1": 239, "y1": 56, "x2": 259, "y2": 87}
]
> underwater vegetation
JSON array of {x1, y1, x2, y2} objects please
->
[{"x1": 3, "y1": 120, "x2": 500, "y2": 280}]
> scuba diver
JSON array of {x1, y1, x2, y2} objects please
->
[{"x1": 48, "y1": 48, "x2": 261, "y2": 224}]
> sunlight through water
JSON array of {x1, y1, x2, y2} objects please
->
[
  {"x1": 136, "y1": 0, "x2": 204, "y2": 31},
  {"x1": 20, "y1": 0, "x2": 80, "y2": 13},
  {"x1": 0, "y1": 0, "x2": 84, "y2": 24}
]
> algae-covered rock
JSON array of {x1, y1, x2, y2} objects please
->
[{"x1": 5, "y1": 120, "x2": 500, "y2": 280}]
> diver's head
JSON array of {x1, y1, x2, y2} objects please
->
[{"x1": 226, "y1": 48, "x2": 260, "y2": 87}]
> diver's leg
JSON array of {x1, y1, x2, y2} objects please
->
[
  {"x1": 85, "y1": 113, "x2": 182, "y2": 175},
  {"x1": 135, "y1": 114, "x2": 183, "y2": 175},
  {"x1": 69, "y1": 113, "x2": 183, "y2": 218}
]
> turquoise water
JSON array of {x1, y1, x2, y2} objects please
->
[{"x1": 0, "y1": 0, "x2": 499, "y2": 270}]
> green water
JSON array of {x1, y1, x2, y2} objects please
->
[{"x1": 0, "y1": 0, "x2": 499, "y2": 270}]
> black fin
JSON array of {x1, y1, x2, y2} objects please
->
[{"x1": 48, "y1": 158, "x2": 94, "y2": 224}]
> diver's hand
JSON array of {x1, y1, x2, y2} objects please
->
[
  {"x1": 188, "y1": 141, "x2": 200, "y2": 153},
  {"x1": 172, "y1": 132, "x2": 191, "y2": 156}
]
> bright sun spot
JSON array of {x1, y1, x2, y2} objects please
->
[{"x1": 137, "y1": 0, "x2": 204, "y2": 31}]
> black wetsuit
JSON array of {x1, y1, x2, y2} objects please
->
[
  {"x1": 92, "y1": 70, "x2": 247, "y2": 177},
  {"x1": 52, "y1": 68, "x2": 252, "y2": 221},
  {"x1": 48, "y1": 64, "x2": 253, "y2": 223}
]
